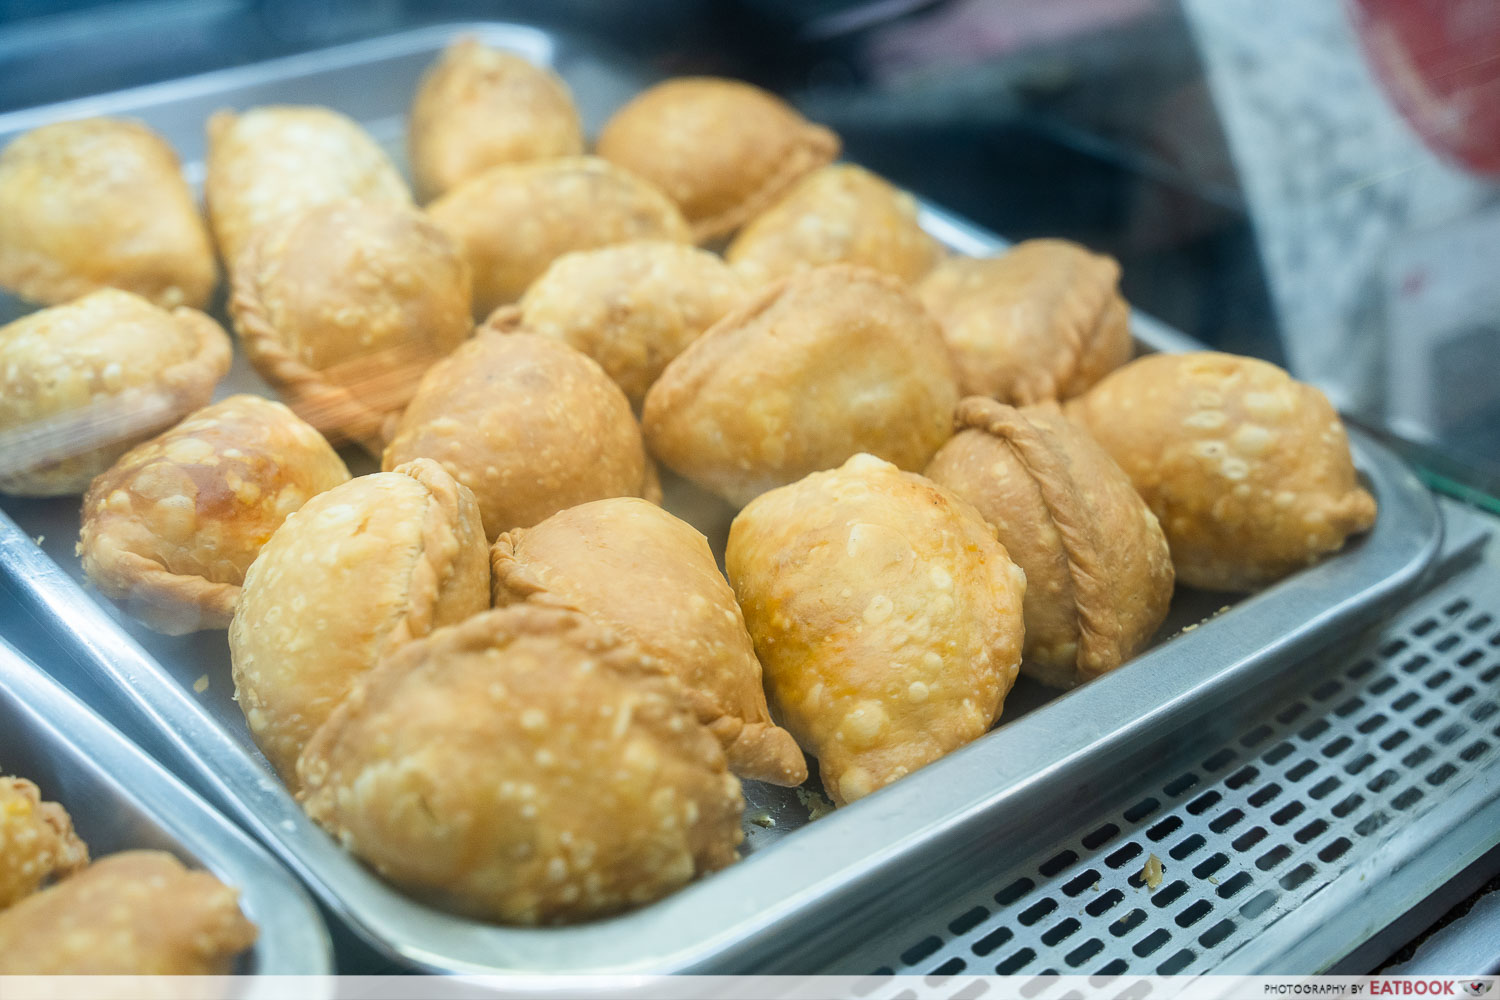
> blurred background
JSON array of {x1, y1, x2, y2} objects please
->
[{"x1": 2, "y1": 0, "x2": 1497, "y2": 496}]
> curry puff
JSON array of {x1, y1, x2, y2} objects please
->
[
  {"x1": 725, "y1": 164, "x2": 943, "y2": 286},
  {"x1": 384, "y1": 329, "x2": 652, "y2": 541},
  {"x1": 0, "y1": 777, "x2": 88, "y2": 910},
  {"x1": 0, "y1": 118, "x2": 216, "y2": 310},
  {"x1": 1067, "y1": 352, "x2": 1378, "y2": 592},
  {"x1": 205, "y1": 105, "x2": 411, "y2": 270},
  {"x1": 230, "y1": 459, "x2": 490, "y2": 786},
  {"x1": 0, "y1": 289, "x2": 231, "y2": 497},
  {"x1": 596, "y1": 77, "x2": 839, "y2": 243},
  {"x1": 230, "y1": 200, "x2": 473, "y2": 450},
  {"x1": 917, "y1": 240, "x2": 1132, "y2": 405},
  {"x1": 926, "y1": 399, "x2": 1173, "y2": 689},
  {"x1": 298, "y1": 604, "x2": 744, "y2": 925},
  {"x1": 726, "y1": 454, "x2": 1026, "y2": 806},
  {"x1": 78, "y1": 395, "x2": 350, "y2": 635},
  {"x1": 643, "y1": 264, "x2": 959, "y2": 507},
  {"x1": 0, "y1": 851, "x2": 257, "y2": 974},
  {"x1": 408, "y1": 38, "x2": 584, "y2": 200},
  {"x1": 510, "y1": 241, "x2": 748, "y2": 406},
  {"x1": 492, "y1": 497, "x2": 806, "y2": 786},
  {"x1": 427, "y1": 156, "x2": 691, "y2": 317}
]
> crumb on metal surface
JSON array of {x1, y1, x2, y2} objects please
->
[
  {"x1": 1141, "y1": 853, "x2": 1164, "y2": 891},
  {"x1": 795, "y1": 786, "x2": 835, "y2": 821},
  {"x1": 193, "y1": 674, "x2": 209, "y2": 694}
]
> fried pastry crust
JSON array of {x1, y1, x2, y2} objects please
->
[
  {"x1": 0, "y1": 777, "x2": 88, "y2": 910},
  {"x1": 512, "y1": 241, "x2": 747, "y2": 406},
  {"x1": 927, "y1": 399, "x2": 1173, "y2": 688},
  {"x1": 596, "y1": 77, "x2": 839, "y2": 243},
  {"x1": 918, "y1": 240, "x2": 1133, "y2": 404},
  {"x1": 642, "y1": 264, "x2": 959, "y2": 507},
  {"x1": 725, "y1": 164, "x2": 943, "y2": 286},
  {"x1": 229, "y1": 200, "x2": 473, "y2": 451},
  {"x1": 0, "y1": 118, "x2": 216, "y2": 309},
  {"x1": 492, "y1": 497, "x2": 806, "y2": 786},
  {"x1": 0, "y1": 851, "x2": 256, "y2": 974},
  {"x1": 1066, "y1": 352, "x2": 1378, "y2": 591},
  {"x1": 205, "y1": 105, "x2": 410, "y2": 270},
  {"x1": 726, "y1": 454, "x2": 1026, "y2": 805},
  {"x1": 0, "y1": 289, "x2": 232, "y2": 497},
  {"x1": 383, "y1": 329, "x2": 651, "y2": 540},
  {"x1": 230, "y1": 458, "x2": 490, "y2": 786},
  {"x1": 298, "y1": 604, "x2": 744, "y2": 924},
  {"x1": 409, "y1": 37, "x2": 584, "y2": 200},
  {"x1": 427, "y1": 156, "x2": 690, "y2": 317},
  {"x1": 78, "y1": 395, "x2": 350, "y2": 635}
]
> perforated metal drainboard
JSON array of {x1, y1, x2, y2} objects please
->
[{"x1": 837, "y1": 504, "x2": 1500, "y2": 991}]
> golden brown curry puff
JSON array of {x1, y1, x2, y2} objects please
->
[
  {"x1": 0, "y1": 851, "x2": 257, "y2": 974},
  {"x1": 926, "y1": 399, "x2": 1173, "y2": 688},
  {"x1": 642, "y1": 264, "x2": 960, "y2": 507},
  {"x1": 205, "y1": 105, "x2": 411, "y2": 270},
  {"x1": 596, "y1": 77, "x2": 839, "y2": 243},
  {"x1": 383, "y1": 328, "x2": 652, "y2": 541},
  {"x1": 917, "y1": 239, "x2": 1133, "y2": 404},
  {"x1": 510, "y1": 241, "x2": 748, "y2": 407},
  {"x1": 0, "y1": 289, "x2": 232, "y2": 497},
  {"x1": 1066, "y1": 352, "x2": 1378, "y2": 591},
  {"x1": 298, "y1": 604, "x2": 744, "y2": 924},
  {"x1": 492, "y1": 497, "x2": 806, "y2": 786},
  {"x1": 0, "y1": 777, "x2": 88, "y2": 910},
  {"x1": 229, "y1": 200, "x2": 473, "y2": 451},
  {"x1": 0, "y1": 118, "x2": 216, "y2": 309},
  {"x1": 230, "y1": 459, "x2": 490, "y2": 786},
  {"x1": 726, "y1": 453, "x2": 1027, "y2": 806},
  {"x1": 725, "y1": 164, "x2": 943, "y2": 286},
  {"x1": 426, "y1": 156, "x2": 691, "y2": 317},
  {"x1": 78, "y1": 395, "x2": 350, "y2": 635},
  {"x1": 408, "y1": 38, "x2": 584, "y2": 201}
]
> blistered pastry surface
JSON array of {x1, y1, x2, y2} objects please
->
[
  {"x1": 516, "y1": 241, "x2": 747, "y2": 406},
  {"x1": 0, "y1": 777, "x2": 89, "y2": 910},
  {"x1": 1067, "y1": 352, "x2": 1378, "y2": 591},
  {"x1": 0, "y1": 289, "x2": 232, "y2": 496},
  {"x1": 0, "y1": 851, "x2": 256, "y2": 974},
  {"x1": 0, "y1": 118, "x2": 217, "y2": 309},
  {"x1": 78, "y1": 394, "x2": 350, "y2": 634},
  {"x1": 492, "y1": 497, "x2": 806, "y2": 786},
  {"x1": 918, "y1": 239, "x2": 1132, "y2": 404},
  {"x1": 298, "y1": 604, "x2": 744, "y2": 925},
  {"x1": 426, "y1": 156, "x2": 691, "y2": 317},
  {"x1": 408, "y1": 38, "x2": 584, "y2": 200},
  {"x1": 596, "y1": 77, "x2": 839, "y2": 243},
  {"x1": 642, "y1": 264, "x2": 959, "y2": 507},
  {"x1": 205, "y1": 105, "x2": 411, "y2": 270},
  {"x1": 229, "y1": 458, "x2": 490, "y2": 784},
  {"x1": 383, "y1": 331, "x2": 649, "y2": 541},
  {"x1": 726, "y1": 164, "x2": 943, "y2": 286},
  {"x1": 928, "y1": 399, "x2": 1173, "y2": 687},
  {"x1": 726, "y1": 453, "x2": 1026, "y2": 806},
  {"x1": 229, "y1": 200, "x2": 472, "y2": 450}
]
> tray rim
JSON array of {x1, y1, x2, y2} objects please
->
[
  {"x1": 0, "y1": 636, "x2": 334, "y2": 980},
  {"x1": 0, "y1": 19, "x2": 1446, "y2": 977}
]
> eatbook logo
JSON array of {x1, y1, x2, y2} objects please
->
[{"x1": 1461, "y1": 982, "x2": 1492, "y2": 997}]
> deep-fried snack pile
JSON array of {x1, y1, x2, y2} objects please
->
[
  {"x1": 0, "y1": 779, "x2": 256, "y2": 973},
  {"x1": 0, "y1": 41, "x2": 1382, "y2": 937}
]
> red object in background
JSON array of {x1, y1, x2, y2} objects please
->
[{"x1": 1350, "y1": 0, "x2": 1500, "y2": 176}]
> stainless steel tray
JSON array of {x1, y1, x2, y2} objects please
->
[
  {"x1": 0, "y1": 636, "x2": 332, "y2": 978},
  {"x1": 0, "y1": 21, "x2": 1444, "y2": 976}
]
